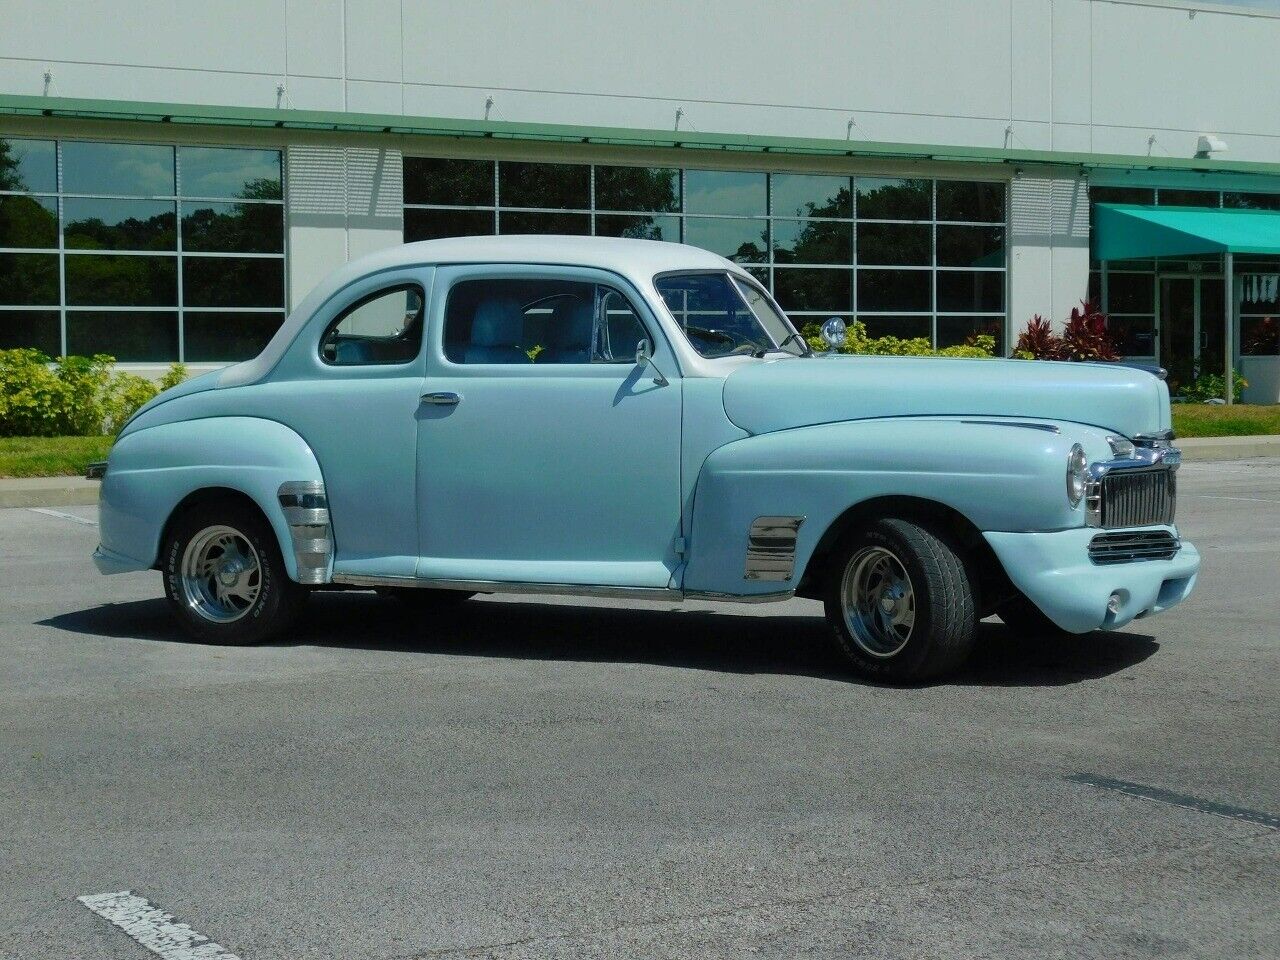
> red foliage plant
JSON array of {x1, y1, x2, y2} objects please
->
[
  {"x1": 1013, "y1": 314, "x2": 1067, "y2": 360},
  {"x1": 1061, "y1": 300, "x2": 1119, "y2": 362}
]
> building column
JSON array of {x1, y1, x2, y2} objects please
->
[
  {"x1": 285, "y1": 143, "x2": 404, "y2": 310},
  {"x1": 1008, "y1": 173, "x2": 1091, "y2": 345},
  {"x1": 1225, "y1": 251, "x2": 1234, "y2": 404}
]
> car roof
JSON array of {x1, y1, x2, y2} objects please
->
[{"x1": 218, "y1": 236, "x2": 745, "y2": 389}]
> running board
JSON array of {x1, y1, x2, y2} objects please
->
[{"x1": 330, "y1": 573, "x2": 794, "y2": 604}]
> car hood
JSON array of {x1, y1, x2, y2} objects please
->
[{"x1": 721, "y1": 355, "x2": 1170, "y2": 438}]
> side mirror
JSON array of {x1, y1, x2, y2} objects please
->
[
  {"x1": 820, "y1": 317, "x2": 847, "y2": 351},
  {"x1": 635, "y1": 339, "x2": 669, "y2": 386}
]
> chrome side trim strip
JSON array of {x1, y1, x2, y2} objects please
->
[
  {"x1": 960, "y1": 420, "x2": 1060, "y2": 433},
  {"x1": 330, "y1": 573, "x2": 794, "y2": 604},
  {"x1": 744, "y1": 515, "x2": 805, "y2": 581},
  {"x1": 277, "y1": 480, "x2": 333, "y2": 585}
]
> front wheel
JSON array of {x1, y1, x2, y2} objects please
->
[
  {"x1": 162, "y1": 499, "x2": 306, "y2": 645},
  {"x1": 824, "y1": 518, "x2": 977, "y2": 683}
]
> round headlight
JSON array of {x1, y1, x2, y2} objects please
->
[{"x1": 1066, "y1": 444, "x2": 1089, "y2": 507}]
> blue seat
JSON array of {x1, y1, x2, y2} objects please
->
[
  {"x1": 464, "y1": 298, "x2": 528, "y2": 364},
  {"x1": 541, "y1": 298, "x2": 594, "y2": 364}
]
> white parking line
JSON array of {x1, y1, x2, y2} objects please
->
[
  {"x1": 77, "y1": 891, "x2": 242, "y2": 959},
  {"x1": 28, "y1": 507, "x2": 98, "y2": 526}
]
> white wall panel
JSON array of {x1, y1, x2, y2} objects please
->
[{"x1": 286, "y1": 0, "x2": 343, "y2": 79}]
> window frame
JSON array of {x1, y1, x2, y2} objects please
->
[{"x1": 318, "y1": 281, "x2": 427, "y2": 367}]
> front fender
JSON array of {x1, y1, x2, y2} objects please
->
[
  {"x1": 683, "y1": 418, "x2": 1107, "y2": 597},
  {"x1": 96, "y1": 416, "x2": 328, "y2": 583}
]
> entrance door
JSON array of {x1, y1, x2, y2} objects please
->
[{"x1": 1159, "y1": 276, "x2": 1223, "y2": 393}]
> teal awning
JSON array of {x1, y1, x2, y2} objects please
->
[{"x1": 1094, "y1": 203, "x2": 1280, "y2": 260}]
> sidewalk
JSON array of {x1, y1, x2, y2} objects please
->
[{"x1": 3, "y1": 436, "x2": 1278, "y2": 509}]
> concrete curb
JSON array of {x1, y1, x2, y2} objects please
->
[
  {"x1": 1177, "y1": 435, "x2": 1280, "y2": 461},
  {"x1": 2, "y1": 437, "x2": 1278, "y2": 510},
  {"x1": 0, "y1": 477, "x2": 100, "y2": 508}
]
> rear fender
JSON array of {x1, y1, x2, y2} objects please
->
[{"x1": 97, "y1": 416, "x2": 330, "y2": 583}]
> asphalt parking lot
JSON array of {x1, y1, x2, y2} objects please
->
[{"x1": 1, "y1": 459, "x2": 1277, "y2": 960}]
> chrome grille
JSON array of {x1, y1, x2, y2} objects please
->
[
  {"x1": 1094, "y1": 468, "x2": 1176, "y2": 529},
  {"x1": 1088, "y1": 530, "x2": 1180, "y2": 565}
]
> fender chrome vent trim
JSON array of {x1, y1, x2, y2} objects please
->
[
  {"x1": 744, "y1": 515, "x2": 805, "y2": 581},
  {"x1": 1088, "y1": 530, "x2": 1180, "y2": 565},
  {"x1": 278, "y1": 480, "x2": 333, "y2": 584}
]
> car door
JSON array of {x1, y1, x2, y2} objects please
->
[{"x1": 416, "y1": 264, "x2": 683, "y2": 588}]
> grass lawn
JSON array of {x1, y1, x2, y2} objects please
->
[
  {"x1": 1172, "y1": 404, "x2": 1280, "y2": 438},
  {"x1": 0, "y1": 436, "x2": 114, "y2": 478}
]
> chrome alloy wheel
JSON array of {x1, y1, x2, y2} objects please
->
[
  {"x1": 840, "y1": 545, "x2": 916, "y2": 658},
  {"x1": 180, "y1": 524, "x2": 262, "y2": 623}
]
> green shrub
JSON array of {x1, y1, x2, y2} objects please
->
[
  {"x1": 1180, "y1": 368, "x2": 1248, "y2": 404},
  {"x1": 0, "y1": 349, "x2": 187, "y2": 437},
  {"x1": 800, "y1": 320, "x2": 996, "y2": 359}
]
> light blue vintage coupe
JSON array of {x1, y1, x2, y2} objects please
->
[{"x1": 93, "y1": 236, "x2": 1199, "y2": 681}]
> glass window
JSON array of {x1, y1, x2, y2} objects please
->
[
  {"x1": 857, "y1": 269, "x2": 931, "y2": 312},
  {"x1": 859, "y1": 315, "x2": 931, "y2": 340},
  {"x1": 64, "y1": 198, "x2": 176, "y2": 251},
  {"x1": 684, "y1": 170, "x2": 766, "y2": 216},
  {"x1": 0, "y1": 138, "x2": 56, "y2": 193},
  {"x1": 594, "y1": 214, "x2": 680, "y2": 241},
  {"x1": 443, "y1": 277, "x2": 604, "y2": 365},
  {"x1": 1240, "y1": 273, "x2": 1280, "y2": 314},
  {"x1": 321, "y1": 285, "x2": 424, "y2": 365},
  {"x1": 936, "y1": 270, "x2": 1004, "y2": 312},
  {"x1": 184, "y1": 311, "x2": 284, "y2": 361},
  {"x1": 937, "y1": 315, "x2": 1005, "y2": 354},
  {"x1": 0, "y1": 253, "x2": 59, "y2": 305},
  {"x1": 856, "y1": 178, "x2": 930, "y2": 220},
  {"x1": 498, "y1": 161, "x2": 589, "y2": 209},
  {"x1": 683, "y1": 217, "x2": 767, "y2": 263},
  {"x1": 62, "y1": 142, "x2": 175, "y2": 196},
  {"x1": 404, "y1": 157, "x2": 494, "y2": 206},
  {"x1": 66, "y1": 311, "x2": 178, "y2": 362},
  {"x1": 404, "y1": 208, "x2": 494, "y2": 241},
  {"x1": 771, "y1": 174, "x2": 851, "y2": 219},
  {"x1": 181, "y1": 201, "x2": 284, "y2": 253},
  {"x1": 1224, "y1": 192, "x2": 1280, "y2": 211},
  {"x1": 1241, "y1": 316, "x2": 1279, "y2": 356},
  {"x1": 182, "y1": 257, "x2": 283, "y2": 308},
  {"x1": 1156, "y1": 189, "x2": 1219, "y2": 207},
  {"x1": 499, "y1": 211, "x2": 590, "y2": 235},
  {"x1": 595, "y1": 166, "x2": 680, "y2": 212},
  {"x1": 180, "y1": 147, "x2": 281, "y2": 200},
  {"x1": 1106, "y1": 315, "x2": 1156, "y2": 357},
  {"x1": 936, "y1": 225, "x2": 1004, "y2": 268},
  {"x1": 0, "y1": 310, "x2": 60, "y2": 355},
  {"x1": 857, "y1": 223, "x2": 931, "y2": 266},
  {"x1": 654, "y1": 272, "x2": 797, "y2": 358},
  {"x1": 1091, "y1": 186, "x2": 1155, "y2": 206},
  {"x1": 1107, "y1": 272, "x2": 1156, "y2": 313},
  {"x1": 0, "y1": 195, "x2": 58, "y2": 248},
  {"x1": 936, "y1": 181, "x2": 1005, "y2": 223},
  {"x1": 773, "y1": 219, "x2": 851, "y2": 265},
  {"x1": 65, "y1": 255, "x2": 177, "y2": 306},
  {"x1": 773, "y1": 267, "x2": 852, "y2": 312}
]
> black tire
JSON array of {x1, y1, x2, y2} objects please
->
[
  {"x1": 377, "y1": 587, "x2": 475, "y2": 610},
  {"x1": 997, "y1": 594, "x2": 1070, "y2": 638},
  {"x1": 823, "y1": 517, "x2": 978, "y2": 683},
  {"x1": 162, "y1": 498, "x2": 306, "y2": 645}
]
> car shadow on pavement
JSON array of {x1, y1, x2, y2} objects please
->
[{"x1": 40, "y1": 590, "x2": 1158, "y2": 688}]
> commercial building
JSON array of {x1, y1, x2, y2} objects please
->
[{"x1": 1, "y1": 0, "x2": 1278, "y2": 401}]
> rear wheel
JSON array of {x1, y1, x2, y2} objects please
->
[
  {"x1": 824, "y1": 518, "x2": 977, "y2": 683},
  {"x1": 162, "y1": 499, "x2": 306, "y2": 645}
]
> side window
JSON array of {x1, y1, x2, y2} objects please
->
[
  {"x1": 320, "y1": 285, "x2": 424, "y2": 365},
  {"x1": 443, "y1": 277, "x2": 650, "y2": 365}
]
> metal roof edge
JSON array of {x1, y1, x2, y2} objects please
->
[{"x1": 3, "y1": 92, "x2": 1280, "y2": 178}]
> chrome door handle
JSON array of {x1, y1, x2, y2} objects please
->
[{"x1": 420, "y1": 391, "x2": 462, "y2": 406}]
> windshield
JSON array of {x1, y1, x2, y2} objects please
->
[{"x1": 654, "y1": 272, "x2": 807, "y2": 359}]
